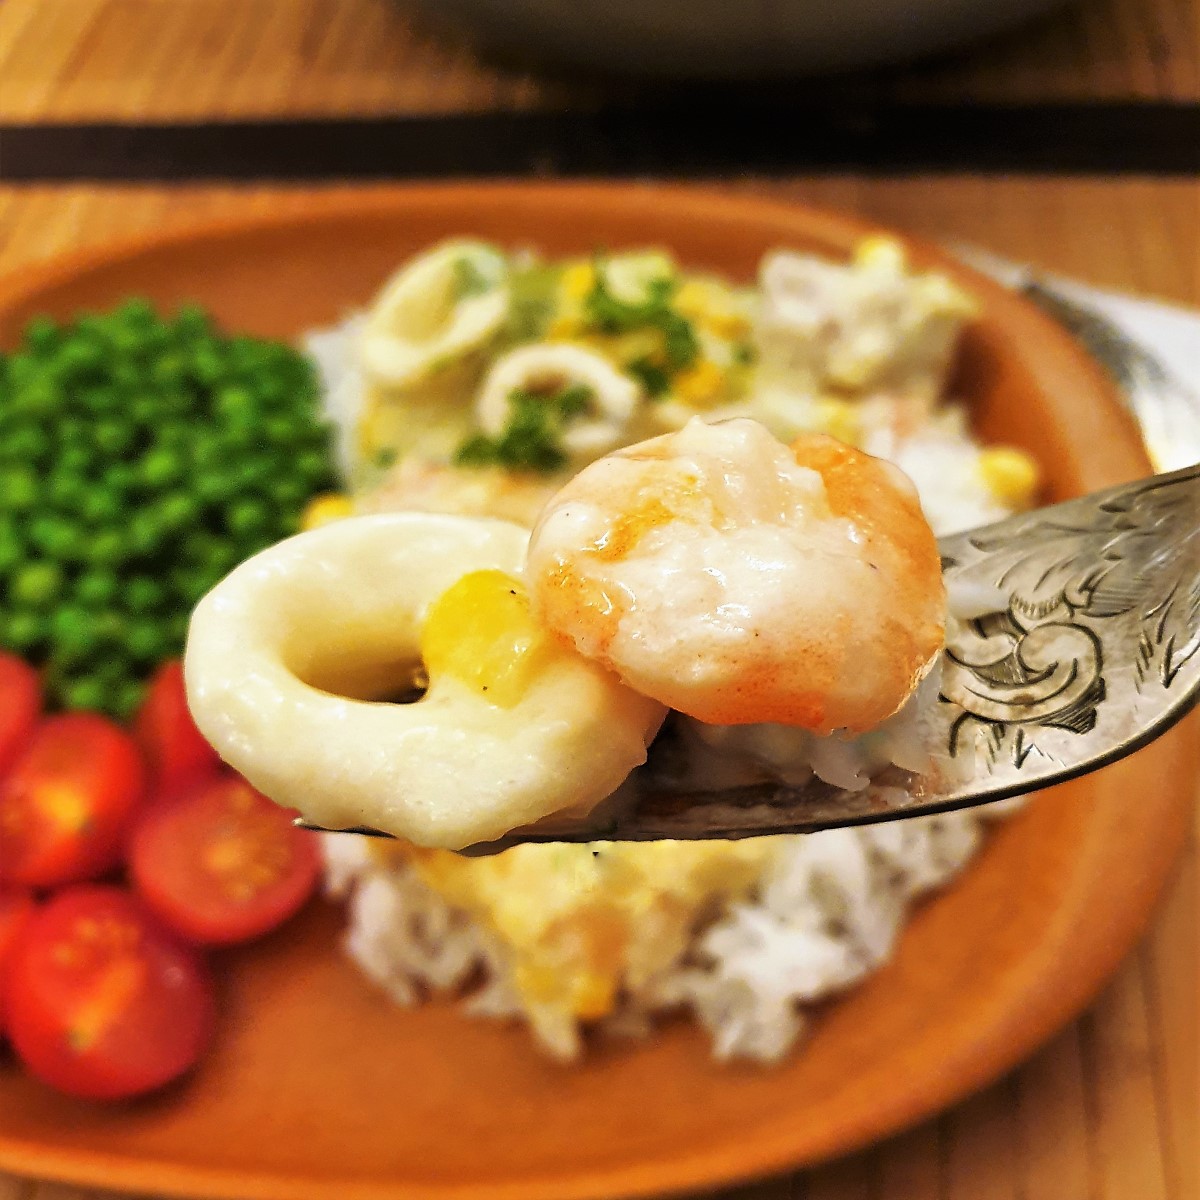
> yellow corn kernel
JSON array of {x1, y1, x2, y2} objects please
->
[
  {"x1": 515, "y1": 962, "x2": 617, "y2": 1019},
  {"x1": 547, "y1": 315, "x2": 581, "y2": 340},
  {"x1": 813, "y1": 397, "x2": 861, "y2": 446},
  {"x1": 706, "y1": 310, "x2": 751, "y2": 340},
  {"x1": 560, "y1": 261, "x2": 596, "y2": 302},
  {"x1": 300, "y1": 492, "x2": 354, "y2": 531},
  {"x1": 673, "y1": 358, "x2": 726, "y2": 406},
  {"x1": 977, "y1": 446, "x2": 1041, "y2": 509},
  {"x1": 673, "y1": 280, "x2": 709, "y2": 317},
  {"x1": 854, "y1": 235, "x2": 907, "y2": 273},
  {"x1": 570, "y1": 970, "x2": 618, "y2": 1019},
  {"x1": 420, "y1": 570, "x2": 554, "y2": 708},
  {"x1": 675, "y1": 280, "x2": 750, "y2": 340}
]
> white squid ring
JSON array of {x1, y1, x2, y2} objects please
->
[
  {"x1": 184, "y1": 513, "x2": 665, "y2": 849},
  {"x1": 475, "y1": 343, "x2": 640, "y2": 461},
  {"x1": 360, "y1": 240, "x2": 509, "y2": 388}
]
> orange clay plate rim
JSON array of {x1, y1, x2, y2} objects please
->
[{"x1": 0, "y1": 184, "x2": 1192, "y2": 1200}]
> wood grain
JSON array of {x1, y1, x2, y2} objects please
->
[
  {"x1": 0, "y1": 180, "x2": 1194, "y2": 1200},
  {"x1": 0, "y1": 0, "x2": 1197, "y2": 124}
]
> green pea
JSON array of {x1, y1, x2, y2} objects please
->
[
  {"x1": 0, "y1": 466, "x2": 38, "y2": 512},
  {"x1": 234, "y1": 458, "x2": 273, "y2": 491},
  {"x1": 81, "y1": 384, "x2": 122, "y2": 416},
  {"x1": 1, "y1": 425, "x2": 50, "y2": 465},
  {"x1": 117, "y1": 298, "x2": 156, "y2": 328},
  {"x1": 128, "y1": 511, "x2": 165, "y2": 558},
  {"x1": 125, "y1": 575, "x2": 165, "y2": 614},
  {"x1": 49, "y1": 605, "x2": 95, "y2": 658},
  {"x1": 155, "y1": 420, "x2": 194, "y2": 452},
  {"x1": 195, "y1": 470, "x2": 239, "y2": 505},
  {"x1": 156, "y1": 388, "x2": 192, "y2": 419},
  {"x1": 225, "y1": 498, "x2": 270, "y2": 541},
  {"x1": 4, "y1": 610, "x2": 47, "y2": 654},
  {"x1": 57, "y1": 445, "x2": 94, "y2": 477},
  {"x1": 57, "y1": 413, "x2": 86, "y2": 439},
  {"x1": 126, "y1": 620, "x2": 168, "y2": 665},
  {"x1": 88, "y1": 609, "x2": 127, "y2": 645},
  {"x1": 112, "y1": 679, "x2": 145, "y2": 721},
  {"x1": 174, "y1": 303, "x2": 212, "y2": 340},
  {"x1": 61, "y1": 676, "x2": 109, "y2": 713},
  {"x1": 294, "y1": 449, "x2": 332, "y2": 483},
  {"x1": 269, "y1": 476, "x2": 310, "y2": 507},
  {"x1": 104, "y1": 463, "x2": 139, "y2": 495},
  {"x1": 111, "y1": 360, "x2": 145, "y2": 390},
  {"x1": 148, "y1": 351, "x2": 186, "y2": 390},
  {"x1": 0, "y1": 534, "x2": 23, "y2": 577},
  {"x1": 28, "y1": 515, "x2": 81, "y2": 560},
  {"x1": 215, "y1": 384, "x2": 258, "y2": 423},
  {"x1": 190, "y1": 434, "x2": 225, "y2": 470},
  {"x1": 180, "y1": 531, "x2": 221, "y2": 564},
  {"x1": 156, "y1": 491, "x2": 200, "y2": 532},
  {"x1": 190, "y1": 346, "x2": 225, "y2": 386},
  {"x1": 23, "y1": 315, "x2": 59, "y2": 354},
  {"x1": 59, "y1": 339, "x2": 107, "y2": 379},
  {"x1": 88, "y1": 528, "x2": 127, "y2": 567},
  {"x1": 79, "y1": 488, "x2": 122, "y2": 526},
  {"x1": 93, "y1": 419, "x2": 137, "y2": 458},
  {"x1": 139, "y1": 447, "x2": 183, "y2": 488},
  {"x1": 9, "y1": 562, "x2": 63, "y2": 608},
  {"x1": 129, "y1": 394, "x2": 163, "y2": 426},
  {"x1": 74, "y1": 569, "x2": 121, "y2": 608},
  {"x1": 46, "y1": 472, "x2": 90, "y2": 512},
  {"x1": 11, "y1": 377, "x2": 60, "y2": 418}
]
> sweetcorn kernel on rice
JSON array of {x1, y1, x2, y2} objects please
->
[{"x1": 304, "y1": 237, "x2": 1039, "y2": 1062}]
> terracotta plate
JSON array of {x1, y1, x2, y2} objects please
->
[{"x1": 0, "y1": 185, "x2": 1193, "y2": 1200}]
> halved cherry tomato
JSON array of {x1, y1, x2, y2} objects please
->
[
  {"x1": 129, "y1": 776, "x2": 319, "y2": 946},
  {"x1": 5, "y1": 885, "x2": 215, "y2": 1099},
  {"x1": 0, "y1": 654, "x2": 40, "y2": 780},
  {"x1": 0, "y1": 891, "x2": 37, "y2": 1035},
  {"x1": 133, "y1": 660, "x2": 222, "y2": 804},
  {"x1": 0, "y1": 714, "x2": 146, "y2": 889}
]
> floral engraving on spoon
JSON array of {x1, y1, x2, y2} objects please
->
[{"x1": 940, "y1": 465, "x2": 1200, "y2": 768}]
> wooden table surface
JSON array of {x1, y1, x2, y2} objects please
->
[{"x1": 1, "y1": 3, "x2": 1198, "y2": 1198}]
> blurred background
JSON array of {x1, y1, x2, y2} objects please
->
[{"x1": 0, "y1": 2, "x2": 1196, "y2": 1199}]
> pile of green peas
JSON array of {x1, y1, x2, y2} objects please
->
[{"x1": 0, "y1": 299, "x2": 337, "y2": 719}]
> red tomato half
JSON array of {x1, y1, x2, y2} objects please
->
[
  {"x1": 0, "y1": 891, "x2": 37, "y2": 1035},
  {"x1": 5, "y1": 886, "x2": 214, "y2": 1099},
  {"x1": 0, "y1": 714, "x2": 146, "y2": 889},
  {"x1": 129, "y1": 776, "x2": 319, "y2": 946},
  {"x1": 133, "y1": 660, "x2": 222, "y2": 804},
  {"x1": 0, "y1": 654, "x2": 40, "y2": 779}
]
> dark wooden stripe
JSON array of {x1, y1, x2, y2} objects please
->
[{"x1": 2, "y1": 104, "x2": 1198, "y2": 181}]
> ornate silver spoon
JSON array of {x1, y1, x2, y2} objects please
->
[{"x1": 302, "y1": 464, "x2": 1200, "y2": 849}]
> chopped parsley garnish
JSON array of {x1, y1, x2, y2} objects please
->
[
  {"x1": 451, "y1": 256, "x2": 495, "y2": 301},
  {"x1": 505, "y1": 264, "x2": 562, "y2": 343},
  {"x1": 732, "y1": 340, "x2": 757, "y2": 367},
  {"x1": 626, "y1": 356, "x2": 671, "y2": 398},
  {"x1": 583, "y1": 258, "x2": 700, "y2": 392},
  {"x1": 455, "y1": 383, "x2": 594, "y2": 473}
]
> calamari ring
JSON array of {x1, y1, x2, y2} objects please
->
[{"x1": 184, "y1": 514, "x2": 665, "y2": 849}]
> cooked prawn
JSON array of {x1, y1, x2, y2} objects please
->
[{"x1": 525, "y1": 418, "x2": 945, "y2": 734}]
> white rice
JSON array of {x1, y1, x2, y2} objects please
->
[
  {"x1": 304, "y1": 256, "x2": 1027, "y2": 1065},
  {"x1": 322, "y1": 795, "x2": 1020, "y2": 1063}
]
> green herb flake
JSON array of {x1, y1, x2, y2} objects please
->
[
  {"x1": 451, "y1": 256, "x2": 494, "y2": 301},
  {"x1": 454, "y1": 383, "x2": 594, "y2": 474},
  {"x1": 732, "y1": 341, "x2": 758, "y2": 367},
  {"x1": 583, "y1": 258, "x2": 699, "y2": 385},
  {"x1": 626, "y1": 357, "x2": 671, "y2": 398}
]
